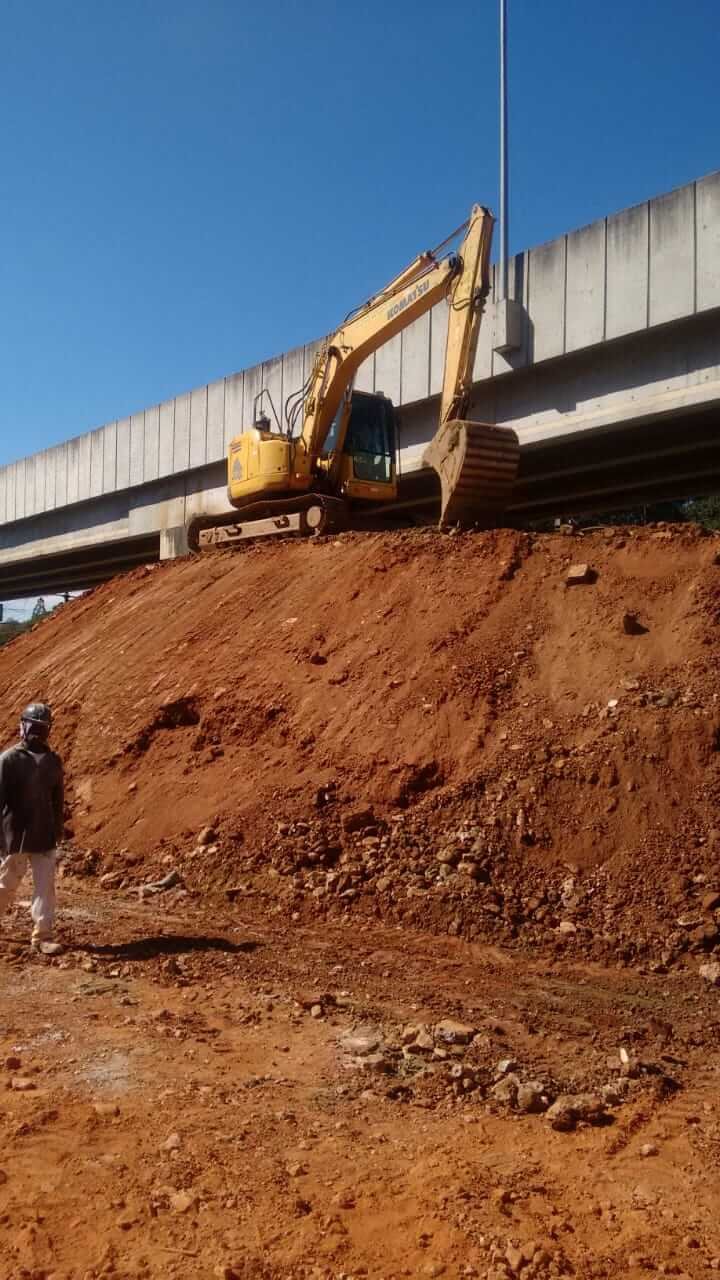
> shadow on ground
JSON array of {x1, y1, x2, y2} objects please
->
[{"x1": 78, "y1": 934, "x2": 261, "y2": 960}]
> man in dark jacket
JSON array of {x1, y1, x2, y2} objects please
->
[{"x1": 0, "y1": 702, "x2": 65, "y2": 955}]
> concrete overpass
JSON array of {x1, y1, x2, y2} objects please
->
[{"x1": 1, "y1": 171, "x2": 719, "y2": 599}]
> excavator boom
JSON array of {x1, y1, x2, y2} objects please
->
[{"x1": 299, "y1": 241, "x2": 464, "y2": 463}]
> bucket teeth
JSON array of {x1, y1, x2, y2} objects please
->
[{"x1": 422, "y1": 420, "x2": 520, "y2": 527}]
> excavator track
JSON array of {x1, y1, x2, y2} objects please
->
[
  {"x1": 187, "y1": 494, "x2": 348, "y2": 552},
  {"x1": 422, "y1": 420, "x2": 520, "y2": 527}
]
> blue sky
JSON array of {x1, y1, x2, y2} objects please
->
[{"x1": 1, "y1": 0, "x2": 718, "y2": 466}]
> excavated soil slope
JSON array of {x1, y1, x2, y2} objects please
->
[
  {"x1": 0, "y1": 525, "x2": 718, "y2": 964},
  {"x1": 1, "y1": 524, "x2": 720, "y2": 1280}
]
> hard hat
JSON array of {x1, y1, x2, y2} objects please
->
[{"x1": 21, "y1": 702, "x2": 52, "y2": 727}]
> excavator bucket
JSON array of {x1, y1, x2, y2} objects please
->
[{"x1": 422, "y1": 420, "x2": 520, "y2": 528}]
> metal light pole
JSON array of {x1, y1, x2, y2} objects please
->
[
  {"x1": 499, "y1": 0, "x2": 509, "y2": 303},
  {"x1": 495, "y1": 0, "x2": 521, "y2": 354}
]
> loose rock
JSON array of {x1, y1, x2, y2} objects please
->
[
  {"x1": 546, "y1": 1093, "x2": 606, "y2": 1131},
  {"x1": 491, "y1": 1074, "x2": 520, "y2": 1107},
  {"x1": 434, "y1": 1018, "x2": 477, "y2": 1045},
  {"x1": 169, "y1": 1189, "x2": 197, "y2": 1214},
  {"x1": 516, "y1": 1081, "x2": 548, "y2": 1114}
]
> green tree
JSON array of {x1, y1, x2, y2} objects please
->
[
  {"x1": 0, "y1": 621, "x2": 30, "y2": 648},
  {"x1": 684, "y1": 496, "x2": 720, "y2": 530}
]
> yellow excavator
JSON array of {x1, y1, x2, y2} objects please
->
[{"x1": 187, "y1": 205, "x2": 519, "y2": 550}]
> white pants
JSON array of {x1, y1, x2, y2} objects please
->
[{"x1": 0, "y1": 851, "x2": 56, "y2": 940}]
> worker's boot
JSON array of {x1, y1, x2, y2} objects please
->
[{"x1": 31, "y1": 935, "x2": 64, "y2": 956}]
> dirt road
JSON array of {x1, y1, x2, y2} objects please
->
[{"x1": 2, "y1": 879, "x2": 719, "y2": 1280}]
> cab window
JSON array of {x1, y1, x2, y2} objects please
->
[{"x1": 345, "y1": 395, "x2": 395, "y2": 483}]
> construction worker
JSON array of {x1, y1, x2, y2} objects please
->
[{"x1": 0, "y1": 703, "x2": 65, "y2": 956}]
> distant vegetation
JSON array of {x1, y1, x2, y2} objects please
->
[
  {"x1": 531, "y1": 495, "x2": 720, "y2": 533},
  {"x1": 0, "y1": 598, "x2": 55, "y2": 649},
  {"x1": 0, "y1": 620, "x2": 33, "y2": 648},
  {"x1": 684, "y1": 496, "x2": 720, "y2": 530},
  {"x1": 584, "y1": 498, "x2": 720, "y2": 529}
]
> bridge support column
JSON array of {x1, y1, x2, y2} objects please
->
[{"x1": 160, "y1": 525, "x2": 189, "y2": 560}]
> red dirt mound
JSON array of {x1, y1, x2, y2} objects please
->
[{"x1": 0, "y1": 524, "x2": 718, "y2": 964}]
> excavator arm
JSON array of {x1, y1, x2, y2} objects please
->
[
  {"x1": 439, "y1": 205, "x2": 494, "y2": 425},
  {"x1": 422, "y1": 212, "x2": 520, "y2": 525}
]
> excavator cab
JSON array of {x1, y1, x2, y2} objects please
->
[
  {"x1": 320, "y1": 390, "x2": 397, "y2": 503},
  {"x1": 337, "y1": 391, "x2": 397, "y2": 501}
]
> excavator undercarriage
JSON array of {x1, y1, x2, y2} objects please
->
[{"x1": 186, "y1": 494, "x2": 348, "y2": 551}]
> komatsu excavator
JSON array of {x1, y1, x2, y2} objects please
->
[{"x1": 187, "y1": 205, "x2": 519, "y2": 550}]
